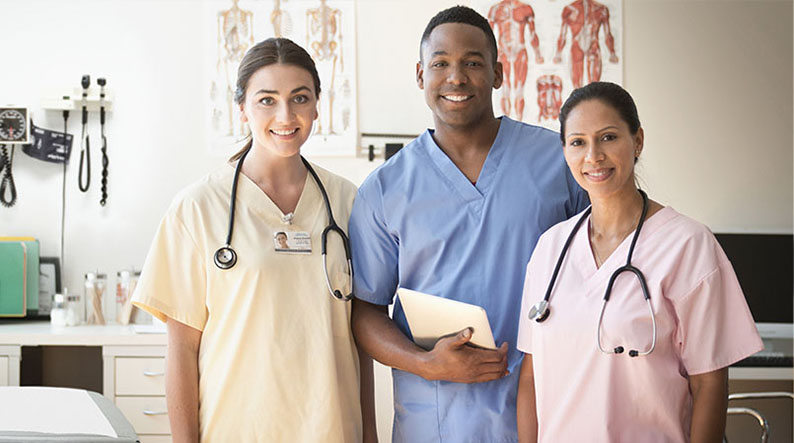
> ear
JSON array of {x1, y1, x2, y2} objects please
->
[
  {"x1": 416, "y1": 61, "x2": 424, "y2": 90},
  {"x1": 493, "y1": 61, "x2": 504, "y2": 89},
  {"x1": 634, "y1": 127, "x2": 644, "y2": 157},
  {"x1": 238, "y1": 102, "x2": 248, "y2": 123}
]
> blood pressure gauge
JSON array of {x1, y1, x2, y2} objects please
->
[{"x1": 0, "y1": 107, "x2": 30, "y2": 144}]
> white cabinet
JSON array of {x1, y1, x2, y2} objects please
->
[
  {"x1": 0, "y1": 356, "x2": 7, "y2": 386},
  {"x1": 104, "y1": 345, "x2": 170, "y2": 442}
]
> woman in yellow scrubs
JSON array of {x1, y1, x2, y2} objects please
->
[{"x1": 133, "y1": 38, "x2": 376, "y2": 442}]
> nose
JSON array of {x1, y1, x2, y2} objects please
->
[
  {"x1": 584, "y1": 140, "x2": 605, "y2": 163},
  {"x1": 275, "y1": 100, "x2": 293, "y2": 121},
  {"x1": 446, "y1": 63, "x2": 468, "y2": 85}
]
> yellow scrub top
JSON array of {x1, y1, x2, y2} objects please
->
[{"x1": 132, "y1": 162, "x2": 362, "y2": 442}]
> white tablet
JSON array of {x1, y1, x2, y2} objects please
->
[{"x1": 397, "y1": 287, "x2": 497, "y2": 351}]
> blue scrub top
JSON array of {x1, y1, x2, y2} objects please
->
[{"x1": 350, "y1": 117, "x2": 588, "y2": 442}]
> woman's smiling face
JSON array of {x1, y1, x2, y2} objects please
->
[
  {"x1": 239, "y1": 63, "x2": 318, "y2": 159},
  {"x1": 562, "y1": 99, "x2": 644, "y2": 200}
]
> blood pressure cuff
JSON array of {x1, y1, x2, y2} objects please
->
[{"x1": 21, "y1": 122, "x2": 73, "y2": 164}]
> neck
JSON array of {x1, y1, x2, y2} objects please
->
[
  {"x1": 589, "y1": 186, "x2": 644, "y2": 239},
  {"x1": 239, "y1": 145, "x2": 307, "y2": 190},
  {"x1": 431, "y1": 113, "x2": 500, "y2": 160}
]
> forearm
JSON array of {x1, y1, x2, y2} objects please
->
[
  {"x1": 689, "y1": 368, "x2": 728, "y2": 443},
  {"x1": 357, "y1": 346, "x2": 378, "y2": 443},
  {"x1": 516, "y1": 355, "x2": 538, "y2": 443},
  {"x1": 351, "y1": 299, "x2": 430, "y2": 378},
  {"x1": 166, "y1": 321, "x2": 201, "y2": 443}
]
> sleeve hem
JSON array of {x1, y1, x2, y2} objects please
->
[
  {"x1": 132, "y1": 298, "x2": 206, "y2": 332},
  {"x1": 684, "y1": 341, "x2": 764, "y2": 376}
]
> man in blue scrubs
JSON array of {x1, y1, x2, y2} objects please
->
[{"x1": 349, "y1": 6, "x2": 588, "y2": 442}]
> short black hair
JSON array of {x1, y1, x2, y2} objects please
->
[
  {"x1": 420, "y1": 5, "x2": 498, "y2": 64},
  {"x1": 559, "y1": 82, "x2": 641, "y2": 144}
]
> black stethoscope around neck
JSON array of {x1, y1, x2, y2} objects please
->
[
  {"x1": 213, "y1": 147, "x2": 354, "y2": 301},
  {"x1": 528, "y1": 189, "x2": 657, "y2": 357}
]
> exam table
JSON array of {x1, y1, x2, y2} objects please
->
[{"x1": 0, "y1": 387, "x2": 138, "y2": 442}]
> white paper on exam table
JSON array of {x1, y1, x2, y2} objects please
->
[
  {"x1": 397, "y1": 287, "x2": 497, "y2": 350},
  {"x1": 0, "y1": 387, "x2": 118, "y2": 437}
]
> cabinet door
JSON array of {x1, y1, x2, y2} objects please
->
[{"x1": 0, "y1": 356, "x2": 7, "y2": 386}]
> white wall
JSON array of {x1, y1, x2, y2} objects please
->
[{"x1": 0, "y1": 1, "x2": 791, "y2": 441}]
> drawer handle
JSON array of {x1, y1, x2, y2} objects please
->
[
  {"x1": 142, "y1": 410, "x2": 168, "y2": 416},
  {"x1": 142, "y1": 371, "x2": 165, "y2": 377}
]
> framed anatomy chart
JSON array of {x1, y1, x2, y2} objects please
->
[
  {"x1": 474, "y1": 0, "x2": 623, "y2": 131},
  {"x1": 205, "y1": 0, "x2": 357, "y2": 156}
]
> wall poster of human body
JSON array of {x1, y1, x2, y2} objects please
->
[
  {"x1": 475, "y1": 0, "x2": 623, "y2": 131},
  {"x1": 205, "y1": 0, "x2": 357, "y2": 156}
]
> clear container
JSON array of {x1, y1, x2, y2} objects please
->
[
  {"x1": 84, "y1": 272, "x2": 107, "y2": 325},
  {"x1": 65, "y1": 289, "x2": 82, "y2": 326},
  {"x1": 116, "y1": 270, "x2": 144, "y2": 324},
  {"x1": 50, "y1": 292, "x2": 67, "y2": 326}
]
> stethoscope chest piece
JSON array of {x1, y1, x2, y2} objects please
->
[
  {"x1": 528, "y1": 299, "x2": 550, "y2": 322},
  {"x1": 214, "y1": 246, "x2": 237, "y2": 270}
]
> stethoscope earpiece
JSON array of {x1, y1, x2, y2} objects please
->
[{"x1": 214, "y1": 246, "x2": 237, "y2": 270}]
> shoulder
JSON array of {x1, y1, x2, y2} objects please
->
[
  {"x1": 166, "y1": 166, "x2": 231, "y2": 219},
  {"x1": 356, "y1": 132, "x2": 429, "y2": 203},
  {"x1": 308, "y1": 161, "x2": 357, "y2": 201},
  {"x1": 504, "y1": 117, "x2": 561, "y2": 147}
]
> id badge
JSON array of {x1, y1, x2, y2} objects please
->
[{"x1": 273, "y1": 231, "x2": 312, "y2": 254}]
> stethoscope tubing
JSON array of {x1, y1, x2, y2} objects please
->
[
  {"x1": 215, "y1": 148, "x2": 353, "y2": 301},
  {"x1": 531, "y1": 189, "x2": 657, "y2": 357}
]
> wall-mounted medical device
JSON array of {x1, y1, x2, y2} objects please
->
[
  {"x1": 0, "y1": 107, "x2": 31, "y2": 145},
  {"x1": 40, "y1": 86, "x2": 114, "y2": 112}
]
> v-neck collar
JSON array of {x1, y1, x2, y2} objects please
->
[
  {"x1": 421, "y1": 117, "x2": 515, "y2": 204},
  {"x1": 577, "y1": 206, "x2": 678, "y2": 285},
  {"x1": 224, "y1": 163, "x2": 320, "y2": 228}
]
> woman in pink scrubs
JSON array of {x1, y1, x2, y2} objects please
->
[{"x1": 516, "y1": 82, "x2": 762, "y2": 442}]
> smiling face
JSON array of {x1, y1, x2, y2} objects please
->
[
  {"x1": 563, "y1": 99, "x2": 644, "y2": 200},
  {"x1": 417, "y1": 23, "x2": 502, "y2": 130},
  {"x1": 275, "y1": 232, "x2": 288, "y2": 248},
  {"x1": 239, "y1": 63, "x2": 318, "y2": 159}
]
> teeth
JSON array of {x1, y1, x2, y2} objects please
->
[
  {"x1": 444, "y1": 95, "x2": 470, "y2": 102},
  {"x1": 588, "y1": 170, "x2": 609, "y2": 177},
  {"x1": 271, "y1": 128, "x2": 297, "y2": 136}
]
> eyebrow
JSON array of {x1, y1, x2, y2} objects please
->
[
  {"x1": 430, "y1": 50, "x2": 485, "y2": 58},
  {"x1": 254, "y1": 86, "x2": 312, "y2": 95},
  {"x1": 566, "y1": 125, "x2": 620, "y2": 137}
]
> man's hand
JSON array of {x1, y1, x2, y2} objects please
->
[{"x1": 422, "y1": 328, "x2": 509, "y2": 383}]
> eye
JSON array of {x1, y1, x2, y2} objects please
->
[
  {"x1": 465, "y1": 60, "x2": 482, "y2": 67},
  {"x1": 601, "y1": 133, "x2": 617, "y2": 142},
  {"x1": 431, "y1": 61, "x2": 447, "y2": 68},
  {"x1": 568, "y1": 138, "x2": 584, "y2": 147},
  {"x1": 259, "y1": 96, "x2": 275, "y2": 106},
  {"x1": 292, "y1": 94, "x2": 310, "y2": 104}
]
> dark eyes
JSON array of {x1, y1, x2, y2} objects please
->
[
  {"x1": 567, "y1": 134, "x2": 617, "y2": 147},
  {"x1": 259, "y1": 95, "x2": 311, "y2": 105},
  {"x1": 430, "y1": 60, "x2": 482, "y2": 68}
]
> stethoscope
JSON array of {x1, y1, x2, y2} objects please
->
[
  {"x1": 528, "y1": 189, "x2": 657, "y2": 357},
  {"x1": 213, "y1": 147, "x2": 354, "y2": 301}
]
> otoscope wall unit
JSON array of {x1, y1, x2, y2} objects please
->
[{"x1": 41, "y1": 87, "x2": 114, "y2": 112}]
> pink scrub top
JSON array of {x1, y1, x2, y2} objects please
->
[{"x1": 517, "y1": 207, "x2": 763, "y2": 442}]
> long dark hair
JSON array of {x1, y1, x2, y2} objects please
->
[
  {"x1": 229, "y1": 38, "x2": 321, "y2": 161},
  {"x1": 558, "y1": 82, "x2": 641, "y2": 144}
]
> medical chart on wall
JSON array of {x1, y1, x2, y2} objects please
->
[
  {"x1": 474, "y1": 0, "x2": 623, "y2": 131},
  {"x1": 205, "y1": 0, "x2": 357, "y2": 156}
]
